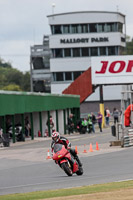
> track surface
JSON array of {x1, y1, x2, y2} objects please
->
[{"x1": 0, "y1": 128, "x2": 133, "y2": 195}]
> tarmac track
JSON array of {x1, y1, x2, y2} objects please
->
[{"x1": 0, "y1": 128, "x2": 133, "y2": 195}]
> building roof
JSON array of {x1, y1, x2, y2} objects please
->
[
  {"x1": 0, "y1": 90, "x2": 80, "y2": 116},
  {"x1": 47, "y1": 11, "x2": 125, "y2": 18}
]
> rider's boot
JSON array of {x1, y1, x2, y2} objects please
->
[
  {"x1": 70, "y1": 148, "x2": 82, "y2": 167},
  {"x1": 75, "y1": 155, "x2": 82, "y2": 167}
]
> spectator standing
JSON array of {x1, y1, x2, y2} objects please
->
[
  {"x1": 76, "y1": 118, "x2": 82, "y2": 134},
  {"x1": 87, "y1": 114, "x2": 92, "y2": 133},
  {"x1": 6, "y1": 117, "x2": 12, "y2": 133},
  {"x1": 46, "y1": 115, "x2": 55, "y2": 134},
  {"x1": 105, "y1": 107, "x2": 110, "y2": 126},
  {"x1": 91, "y1": 112, "x2": 96, "y2": 133},
  {"x1": 81, "y1": 117, "x2": 88, "y2": 134},
  {"x1": 67, "y1": 114, "x2": 74, "y2": 134},
  {"x1": 97, "y1": 111, "x2": 103, "y2": 132},
  {"x1": 113, "y1": 108, "x2": 119, "y2": 124},
  {"x1": 25, "y1": 116, "x2": 31, "y2": 137}
]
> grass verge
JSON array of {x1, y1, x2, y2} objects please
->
[{"x1": 1, "y1": 180, "x2": 133, "y2": 200}]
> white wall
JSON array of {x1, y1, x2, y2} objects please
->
[
  {"x1": 51, "y1": 82, "x2": 70, "y2": 94},
  {"x1": 49, "y1": 32, "x2": 125, "y2": 49},
  {"x1": 42, "y1": 111, "x2": 48, "y2": 135},
  {"x1": 50, "y1": 57, "x2": 91, "y2": 72},
  {"x1": 86, "y1": 85, "x2": 122, "y2": 101},
  {"x1": 33, "y1": 112, "x2": 40, "y2": 137},
  {"x1": 58, "y1": 110, "x2": 64, "y2": 134}
]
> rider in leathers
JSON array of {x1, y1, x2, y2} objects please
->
[{"x1": 51, "y1": 131, "x2": 82, "y2": 167}]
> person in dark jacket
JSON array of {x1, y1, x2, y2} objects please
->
[
  {"x1": 46, "y1": 115, "x2": 55, "y2": 134},
  {"x1": 91, "y1": 112, "x2": 96, "y2": 133},
  {"x1": 97, "y1": 111, "x2": 103, "y2": 132},
  {"x1": 67, "y1": 114, "x2": 74, "y2": 134},
  {"x1": 25, "y1": 116, "x2": 31, "y2": 137},
  {"x1": 113, "y1": 108, "x2": 119, "y2": 124}
]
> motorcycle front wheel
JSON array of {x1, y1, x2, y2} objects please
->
[
  {"x1": 76, "y1": 166, "x2": 83, "y2": 175},
  {"x1": 61, "y1": 162, "x2": 73, "y2": 176}
]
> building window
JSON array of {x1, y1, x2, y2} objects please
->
[
  {"x1": 56, "y1": 72, "x2": 64, "y2": 81},
  {"x1": 71, "y1": 24, "x2": 79, "y2": 33},
  {"x1": 54, "y1": 25, "x2": 62, "y2": 34},
  {"x1": 106, "y1": 23, "x2": 116, "y2": 32},
  {"x1": 91, "y1": 47, "x2": 98, "y2": 56},
  {"x1": 99, "y1": 47, "x2": 106, "y2": 56},
  {"x1": 53, "y1": 71, "x2": 83, "y2": 82},
  {"x1": 51, "y1": 25, "x2": 54, "y2": 34},
  {"x1": 73, "y1": 71, "x2": 81, "y2": 80},
  {"x1": 89, "y1": 23, "x2": 97, "y2": 32},
  {"x1": 52, "y1": 49, "x2": 55, "y2": 58},
  {"x1": 32, "y1": 57, "x2": 45, "y2": 69},
  {"x1": 73, "y1": 48, "x2": 80, "y2": 57},
  {"x1": 63, "y1": 25, "x2": 70, "y2": 34},
  {"x1": 55, "y1": 49, "x2": 63, "y2": 58},
  {"x1": 64, "y1": 48, "x2": 71, "y2": 57},
  {"x1": 108, "y1": 46, "x2": 116, "y2": 55},
  {"x1": 121, "y1": 37, "x2": 125, "y2": 42},
  {"x1": 65, "y1": 72, "x2": 72, "y2": 81},
  {"x1": 80, "y1": 24, "x2": 88, "y2": 33},
  {"x1": 82, "y1": 48, "x2": 89, "y2": 56},
  {"x1": 118, "y1": 23, "x2": 123, "y2": 33},
  {"x1": 98, "y1": 23, "x2": 105, "y2": 32},
  {"x1": 115, "y1": 46, "x2": 118, "y2": 55}
]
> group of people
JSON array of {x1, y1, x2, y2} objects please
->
[
  {"x1": 46, "y1": 107, "x2": 120, "y2": 137},
  {"x1": 76, "y1": 112, "x2": 103, "y2": 134},
  {"x1": 68, "y1": 107, "x2": 120, "y2": 135},
  {"x1": 104, "y1": 107, "x2": 120, "y2": 126}
]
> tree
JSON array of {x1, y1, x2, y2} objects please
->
[
  {"x1": 2, "y1": 84, "x2": 22, "y2": 91},
  {"x1": 121, "y1": 36, "x2": 133, "y2": 55},
  {"x1": 0, "y1": 58, "x2": 12, "y2": 68},
  {"x1": 126, "y1": 39, "x2": 133, "y2": 55},
  {"x1": 21, "y1": 72, "x2": 31, "y2": 91},
  {"x1": 0, "y1": 58, "x2": 30, "y2": 92},
  {"x1": 6, "y1": 69, "x2": 23, "y2": 86}
]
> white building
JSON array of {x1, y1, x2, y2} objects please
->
[
  {"x1": 47, "y1": 11, "x2": 126, "y2": 111},
  {"x1": 30, "y1": 11, "x2": 126, "y2": 113}
]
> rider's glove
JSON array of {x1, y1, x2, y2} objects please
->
[{"x1": 67, "y1": 146, "x2": 71, "y2": 151}]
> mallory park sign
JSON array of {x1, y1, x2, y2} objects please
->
[{"x1": 60, "y1": 37, "x2": 109, "y2": 44}]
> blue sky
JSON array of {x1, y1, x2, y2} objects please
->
[{"x1": 0, "y1": 0, "x2": 132, "y2": 72}]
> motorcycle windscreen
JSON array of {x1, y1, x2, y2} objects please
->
[{"x1": 53, "y1": 143, "x2": 63, "y2": 153}]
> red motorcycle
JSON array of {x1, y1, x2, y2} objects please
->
[{"x1": 52, "y1": 143, "x2": 83, "y2": 176}]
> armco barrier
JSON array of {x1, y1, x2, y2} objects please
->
[{"x1": 123, "y1": 129, "x2": 133, "y2": 147}]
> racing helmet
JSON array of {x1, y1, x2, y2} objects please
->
[{"x1": 52, "y1": 131, "x2": 60, "y2": 142}]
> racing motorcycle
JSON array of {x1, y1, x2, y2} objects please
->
[{"x1": 52, "y1": 143, "x2": 83, "y2": 176}]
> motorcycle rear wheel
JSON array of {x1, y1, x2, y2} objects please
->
[{"x1": 61, "y1": 162, "x2": 73, "y2": 176}]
